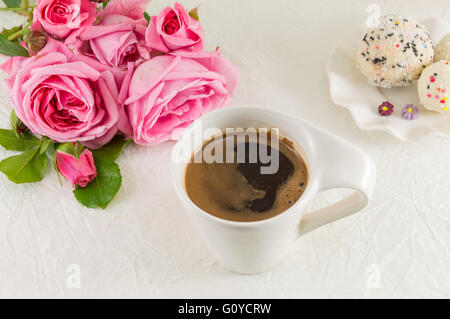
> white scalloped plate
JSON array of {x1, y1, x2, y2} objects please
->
[{"x1": 327, "y1": 18, "x2": 450, "y2": 141}]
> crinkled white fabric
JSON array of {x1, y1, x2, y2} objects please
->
[{"x1": 0, "y1": 0, "x2": 449, "y2": 298}]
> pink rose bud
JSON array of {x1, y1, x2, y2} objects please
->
[
  {"x1": 145, "y1": 2, "x2": 204, "y2": 53},
  {"x1": 56, "y1": 144, "x2": 97, "y2": 188}
]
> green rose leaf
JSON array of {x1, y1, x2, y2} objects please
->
[
  {"x1": 144, "y1": 12, "x2": 150, "y2": 24},
  {"x1": 0, "y1": 147, "x2": 48, "y2": 184},
  {"x1": 10, "y1": 109, "x2": 29, "y2": 138},
  {"x1": 92, "y1": 135, "x2": 132, "y2": 161},
  {"x1": 10, "y1": 110, "x2": 21, "y2": 138},
  {"x1": 0, "y1": 33, "x2": 30, "y2": 57},
  {"x1": 73, "y1": 155, "x2": 122, "y2": 209},
  {"x1": 188, "y1": 7, "x2": 199, "y2": 21},
  {"x1": 39, "y1": 137, "x2": 53, "y2": 155},
  {"x1": 51, "y1": 142, "x2": 62, "y2": 185},
  {"x1": 102, "y1": 0, "x2": 110, "y2": 9},
  {"x1": 1, "y1": 25, "x2": 22, "y2": 42},
  {"x1": 2, "y1": 0, "x2": 22, "y2": 8},
  {"x1": 56, "y1": 141, "x2": 84, "y2": 158},
  {"x1": 0, "y1": 129, "x2": 40, "y2": 151}
]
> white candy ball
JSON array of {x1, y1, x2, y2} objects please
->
[
  {"x1": 356, "y1": 15, "x2": 434, "y2": 88},
  {"x1": 418, "y1": 60, "x2": 450, "y2": 113},
  {"x1": 434, "y1": 33, "x2": 450, "y2": 62}
]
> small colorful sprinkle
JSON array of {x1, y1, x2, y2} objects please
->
[
  {"x1": 401, "y1": 104, "x2": 419, "y2": 120},
  {"x1": 378, "y1": 101, "x2": 394, "y2": 116}
]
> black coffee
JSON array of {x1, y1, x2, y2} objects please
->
[{"x1": 185, "y1": 130, "x2": 308, "y2": 222}]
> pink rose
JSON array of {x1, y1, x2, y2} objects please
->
[
  {"x1": 1, "y1": 39, "x2": 125, "y2": 149},
  {"x1": 122, "y1": 49, "x2": 239, "y2": 145},
  {"x1": 145, "y1": 2, "x2": 203, "y2": 53},
  {"x1": 56, "y1": 145, "x2": 97, "y2": 187},
  {"x1": 80, "y1": 0, "x2": 151, "y2": 68},
  {"x1": 32, "y1": 0, "x2": 98, "y2": 39}
]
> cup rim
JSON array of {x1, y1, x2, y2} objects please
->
[{"x1": 171, "y1": 105, "x2": 317, "y2": 228}]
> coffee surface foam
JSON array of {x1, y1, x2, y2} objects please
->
[{"x1": 185, "y1": 132, "x2": 308, "y2": 222}]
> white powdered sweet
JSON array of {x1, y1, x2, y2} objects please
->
[
  {"x1": 356, "y1": 15, "x2": 434, "y2": 88},
  {"x1": 434, "y1": 33, "x2": 450, "y2": 62},
  {"x1": 418, "y1": 60, "x2": 450, "y2": 113}
]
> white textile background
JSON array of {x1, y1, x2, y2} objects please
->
[{"x1": 0, "y1": 0, "x2": 449, "y2": 298}]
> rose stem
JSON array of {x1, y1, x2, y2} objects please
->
[
  {"x1": 7, "y1": 22, "x2": 31, "y2": 41},
  {"x1": 0, "y1": 7, "x2": 26, "y2": 11}
]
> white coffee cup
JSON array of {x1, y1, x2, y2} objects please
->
[{"x1": 171, "y1": 106, "x2": 376, "y2": 274}]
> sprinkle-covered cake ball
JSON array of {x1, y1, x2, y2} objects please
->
[
  {"x1": 356, "y1": 15, "x2": 434, "y2": 88},
  {"x1": 418, "y1": 60, "x2": 450, "y2": 113},
  {"x1": 434, "y1": 33, "x2": 450, "y2": 62}
]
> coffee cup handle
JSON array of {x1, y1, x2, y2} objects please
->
[{"x1": 298, "y1": 132, "x2": 377, "y2": 237}]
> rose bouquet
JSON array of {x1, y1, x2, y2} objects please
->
[{"x1": 0, "y1": 0, "x2": 239, "y2": 208}]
